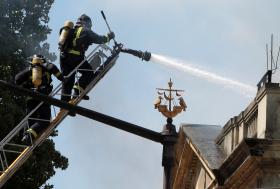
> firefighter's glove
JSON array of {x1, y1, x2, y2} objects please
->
[{"x1": 107, "y1": 32, "x2": 115, "y2": 41}]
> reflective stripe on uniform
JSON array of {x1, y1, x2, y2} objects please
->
[
  {"x1": 73, "y1": 84, "x2": 84, "y2": 92},
  {"x1": 27, "y1": 128, "x2": 38, "y2": 139},
  {"x1": 68, "y1": 49, "x2": 81, "y2": 55},
  {"x1": 55, "y1": 72, "x2": 62, "y2": 78},
  {"x1": 26, "y1": 96, "x2": 33, "y2": 101},
  {"x1": 72, "y1": 27, "x2": 83, "y2": 47},
  {"x1": 68, "y1": 27, "x2": 83, "y2": 55}
]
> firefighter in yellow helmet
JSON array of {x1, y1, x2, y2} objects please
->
[
  {"x1": 59, "y1": 14, "x2": 115, "y2": 103},
  {"x1": 15, "y1": 55, "x2": 64, "y2": 144}
]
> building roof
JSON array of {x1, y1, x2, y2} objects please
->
[{"x1": 181, "y1": 124, "x2": 226, "y2": 170}]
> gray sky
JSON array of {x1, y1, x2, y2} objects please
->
[{"x1": 47, "y1": 0, "x2": 280, "y2": 188}]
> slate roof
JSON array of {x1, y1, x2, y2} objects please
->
[{"x1": 181, "y1": 124, "x2": 226, "y2": 170}]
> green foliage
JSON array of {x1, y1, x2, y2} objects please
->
[
  {"x1": 0, "y1": 0, "x2": 57, "y2": 78},
  {"x1": 0, "y1": 0, "x2": 68, "y2": 188}
]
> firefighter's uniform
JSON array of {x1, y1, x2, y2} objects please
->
[
  {"x1": 15, "y1": 55, "x2": 64, "y2": 143},
  {"x1": 60, "y1": 14, "x2": 114, "y2": 102}
]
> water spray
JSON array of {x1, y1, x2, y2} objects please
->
[
  {"x1": 118, "y1": 47, "x2": 255, "y2": 97},
  {"x1": 150, "y1": 53, "x2": 256, "y2": 98}
]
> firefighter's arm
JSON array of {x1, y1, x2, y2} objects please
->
[
  {"x1": 15, "y1": 68, "x2": 30, "y2": 85},
  {"x1": 88, "y1": 29, "x2": 112, "y2": 44},
  {"x1": 47, "y1": 64, "x2": 64, "y2": 82}
]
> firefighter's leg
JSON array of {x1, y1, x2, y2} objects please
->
[
  {"x1": 22, "y1": 100, "x2": 46, "y2": 145},
  {"x1": 61, "y1": 73, "x2": 75, "y2": 102},
  {"x1": 31, "y1": 103, "x2": 51, "y2": 134},
  {"x1": 60, "y1": 54, "x2": 82, "y2": 116},
  {"x1": 60, "y1": 56, "x2": 76, "y2": 102},
  {"x1": 73, "y1": 61, "x2": 94, "y2": 100}
]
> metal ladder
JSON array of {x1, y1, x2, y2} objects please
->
[{"x1": 0, "y1": 44, "x2": 119, "y2": 188}]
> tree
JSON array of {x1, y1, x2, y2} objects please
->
[{"x1": 0, "y1": 0, "x2": 68, "y2": 188}]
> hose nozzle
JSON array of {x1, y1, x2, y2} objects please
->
[
  {"x1": 121, "y1": 48, "x2": 151, "y2": 61},
  {"x1": 141, "y1": 51, "x2": 151, "y2": 61}
]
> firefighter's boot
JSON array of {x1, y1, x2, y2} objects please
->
[{"x1": 73, "y1": 86, "x2": 89, "y2": 100}]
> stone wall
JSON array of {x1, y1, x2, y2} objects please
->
[{"x1": 216, "y1": 83, "x2": 280, "y2": 156}]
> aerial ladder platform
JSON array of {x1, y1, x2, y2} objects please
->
[{"x1": 0, "y1": 44, "x2": 120, "y2": 188}]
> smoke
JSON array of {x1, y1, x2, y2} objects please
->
[{"x1": 150, "y1": 54, "x2": 256, "y2": 98}]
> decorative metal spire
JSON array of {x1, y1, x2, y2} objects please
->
[{"x1": 154, "y1": 78, "x2": 187, "y2": 118}]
